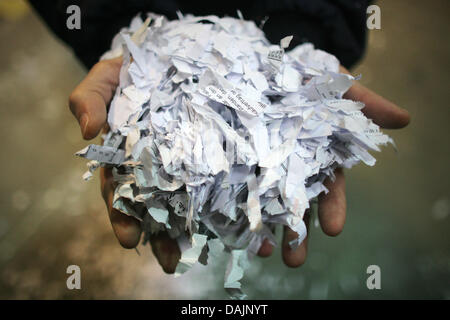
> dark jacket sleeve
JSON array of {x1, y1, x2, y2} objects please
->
[
  {"x1": 28, "y1": 0, "x2": 155, "y2": 69},
  {"x1": 29, "y1": 0, "x2": 371, "y2": 69},
  {"x1": 260, "y1": 0, "x2": 371, "y2": 68}
]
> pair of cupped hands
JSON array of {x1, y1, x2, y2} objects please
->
[{"x1": 69, "y1": 56, "x2": 410, "y2": 273}]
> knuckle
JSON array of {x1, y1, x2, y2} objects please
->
[
  {"x1": 92, "y1": 60, "x2": 107, "y2": 71},
  {"x1": 93, "y1": 59, "x2": 116, "y2": 74},
  {"x1": 68, "y1": 90, "x2": 81, "y2": 112},
  {"x1": 77, "y1": 97, "x2": 90, "y2": 111},
  {"x1": 68, "y1": 89, "x2": 90, "y2": 118}
]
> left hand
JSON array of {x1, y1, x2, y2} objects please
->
[{"x1": 256, "y1": 66, "x2": 411, "y2": 267}]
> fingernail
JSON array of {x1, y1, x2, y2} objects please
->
[{"x1": 80, "y1": 114, "x2": 89, "y2": 137}]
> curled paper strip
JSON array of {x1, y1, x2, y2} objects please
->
[{"x1": 76, "y1": 13, "x2": 393, "y2": 298}]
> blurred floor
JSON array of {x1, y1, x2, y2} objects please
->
[{"x1": 0, "y1": 0, "x2": 449, "y2": 299}]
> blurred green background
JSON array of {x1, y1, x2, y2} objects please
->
[{"x1": 0, "y1": 0, "x2": 448, "y2": 299}]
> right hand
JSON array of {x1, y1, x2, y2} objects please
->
[{"x1": 69, "y1": 57, "x2": 181, "y2": 273}]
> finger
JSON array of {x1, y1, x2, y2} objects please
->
[
  {"x1": 149, "y1": 232, "x2": 181, "y2": 274},
  {"x1": 257, "y1": 238, "x2": 274, "y2": 257},
  {"x1": 340, "y1": 66, "x2": 410, "y2": 129},
  {"x1": 100, "y1": 167, "x2": 142, "y2": 249},
  {"x1": 318, "y1": 168, "x2": 346, "y2": 236},
  {"x1": 69, "y1": 57, "x2": 122, "y2": 140},
  {"x1": 282, "y1": 212, "x2": 310, "y2": 268}
]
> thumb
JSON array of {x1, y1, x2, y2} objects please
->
[{"x1": 69, "y1": 57, "x2": 122, "y2": 140}]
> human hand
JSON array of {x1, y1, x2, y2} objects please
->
[
  {"x1": 256, "y1": 66, "x2": 410, "y2": 267},
  {"x1": 69, "y1": 57, "x2": 181, "y2": 273}
]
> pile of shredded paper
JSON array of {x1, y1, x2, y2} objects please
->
[{"x1": 76, "y1": 13, "x2": 393, "y2": 298}]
